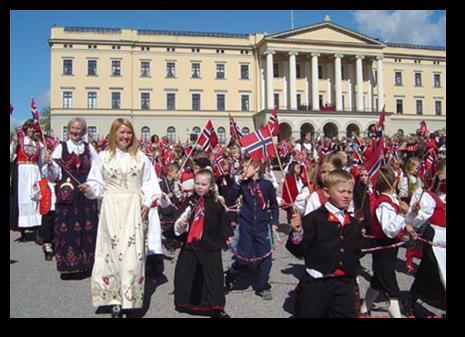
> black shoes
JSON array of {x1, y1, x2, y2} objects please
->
[
  {"x1": 43, "y1": 243, "x2": 54, "y2": 261},
  {"x1": 224, "y1": 271, "x2": 233, "y2": 293},
  {"x1": 211, "y1": 311, "x2": 231, "y2": 318}
]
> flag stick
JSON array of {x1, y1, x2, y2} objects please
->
[
  {"x1": 266, "y1": 124, "x2": 295, "y2": 215},
  {"x1": 180, "y1": 130, "x2": 201, "y2": 172}
]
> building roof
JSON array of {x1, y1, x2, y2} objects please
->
[
  {"x1": 385, "y1": 42, "x2": 445, "y2": 51},
  {"x1": 137, "y1": 29, "x2": 249, "y2": 39},
  {"x1": 64, "y1": 26, "x2": 121, "y2": 33}
]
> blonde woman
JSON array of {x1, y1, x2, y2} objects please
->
[{"x1": 81, "y1": 119, "x2": 161, "y2": 317}]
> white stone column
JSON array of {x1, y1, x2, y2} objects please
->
[
  {"x1": 327, "y1": 79, "x2": 331, "y2": 106},
  {"x1": 356, "y1": 55, "x2": 364, "y2": 111},
  {"x1": 283, "y1": 60, "x2": 288, "y2": 109},
  {"x1": 304, "y1": 57, "x2": 310, "y2": 107},
  {"x1": 289, "y1": 52, "x2": 298, "y2": 110},
  {"x1": 367, "y1": 80, "x2": 372, "y2": 112},
  {"x1": 266, "y1": 50, "x2": 275, "y2": 109},
  {"x1": 311, "y1": 52, "x2": 320, "y2": 111},
  {"x1": 347, "y1": 79, "x2": 352, "y2": 111},
  {"x1": 334, "y1": 54, "x2": 343, "y2": 111},
  {"x1": 377, "y1": 56, "x2": 384, "y2": 112},
  {"x1": 260, "y1": 58, "x2": 265, "y2": 110}
]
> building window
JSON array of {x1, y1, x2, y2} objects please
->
[
  {"x1": 192, "y1": 93, "x2": 201, "y2": 111},
  {"x1": 88, "y1": 126, "x2": 97, "y2": 140},
  {"x1": 241, "y1": 95, "x2": 250, "y2": 111},
  {"x1": 87, "y1": 92, "x2": 97, "y2": 109},
  {"x1": 111, "y1": 60, "x2": 121, "y2": 76},
  {"x1": 192, "y1": 63, "x2": 201, "y2": 78},
  {"x1": 217, "y1": 94, "x2": 225, "y2": 111},
  {"x1": 63, "y1": 91, "x2": 73, "y2": 109},
  {"x1": 63, "y1": 59, "x2": 73, "y2": 75},
  {"x1": 274, "y1": 93, "x2": 279, "y2": 109},
  {"x1": 63, "y1": 126, "x2": 68, "y2": 140},
  {"x1": 88, "y1": 60, "x2": 97, "y2": 76},
  {"x1": 112, "y1": 92, "x2": 121, "y2": 109},
  {"x1": 435, "y1": 101, "x2": 442, "y2": 116},
  {"x1": 241, "y1": 127, "x2": 250, "y2": 135},
  {"x1": 141, "y1": 61, "x2": 150, "y2": 77},
  {"x1": 318, "y1": 65, "x2": 322, "y2": 79},
  {"x1": 141, "y1": 92, "x2": 150, "y2": 110},
  {"x1": 396, "y1": 99, "x2": 403, "y2": 114},
  {"x1": 217, "y1": 127, "x2": 226, "y2": 144},
  {"x1": 416, "y1": 100, "x2": 423, "y2": 115},
  {"x1": 240, "y1": 64, "x2": 249, "y2": 79},
  {"x1": 342, "y1": 65, "x2": 345, "y2": 80},
  {"x1": 296, "y1": 64, "x2": 301, "y2": 79},
  {"x1": 395, "y1": 72, "x2": 402, "y2": 86},
  {"x1": 166, "y1": 47, "x2": 175, "y2": 52},
  {"x1": 167, "y1": 126, "x2": 176, "y2": 143},
  {"x1": 216, "y1": 64, "x2": 225, "y2": 79},
  {"x1": 415, "y1": 73, "x2": 422, "y2": 87},
  {"x1": 141, "y1": 127, "x2": 150, "y2": 142},
  {"x1": 297, "y1": 94, "x2": 302, "y2": 108},
  {"x1": 166, "y1": 62, "x2": 176, "y2": 78},
  {"x1": 373, "y1": 70, "x2": 377, "y2": 85},
  {"x1": 434, "y1": 74, "x2": 441, "y2": 88},
  {"x1": 319, "y1": 95, "x2": 323, "y2": 108},
  {"x1": 273, "y1": 63, "x2": 279, "y2": 78},
  {"x1": 192, "y1": 127, "x2": 201, "y2": 140},
  {"x1": 167, "y1": 93, "x2": 176, "y2": 110}
]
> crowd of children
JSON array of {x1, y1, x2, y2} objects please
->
[{"x1": 10, "y1": 116, "x2": 446, "y2": 318}]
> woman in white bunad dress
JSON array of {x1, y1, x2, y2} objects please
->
[{"x1": 80, "y1": 118, "x2": 161, "y2": 318}]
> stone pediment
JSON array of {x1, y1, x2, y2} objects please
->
[{"x1": 269, "y1": 21, "x2": 384, "y2": 47}]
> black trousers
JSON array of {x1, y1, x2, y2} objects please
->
[
  {"x1": 39, "y1": 211, "x2": 56, "y2": 244},
  {"x1": 370, "y1": 246, "x2": 400, "y2": 298},
  {"x1": 294, "y1": 273, "x2": 358, "y2": 318}
]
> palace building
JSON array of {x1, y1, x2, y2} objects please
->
[{"x1": 48, "y1": 17, "x2": 446, "y2": 143}]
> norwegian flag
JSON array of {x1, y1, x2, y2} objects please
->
[
  {"x1": 294, "y1": 150, "x2": 310, "y2": 168},
  {"x1": 424, "y1": 149, "x2": 437, "y2": 172},
  {"x1": 352, "y1": 150, "x2": 363, "y2": 166},
  {"x1": 229, "y1": 113, "x2": 244, "y2": 139},
  {"x1": 406, "y1": 144, "x2": 419, "y2": 153},
  {"x1": 31, "y1": 97, "x2": 40, "y2": 121},
  {"x1": 186, "y1": 198, "x2": 206, "y2": 243},
  {"x1": 239, "y1": 125, "x2": 276, "y2": 161},
  {"x1": 278, "y1": 138, "x2": 292, "y2": 157},
  {"x1": 416, "y1": 159, "x2": 426, "y2": 182},
  {"x1": 197, "y1": 120, "x2": 218, "y2": 154},
  {"x1": 267, "y1": 108, "x2": 280, "y2": 136},
  {"x1": 212, "y1": 148, "x2": 226, "y2": 177},
  {"x1": 318, "y1": 139, "x2": 331, "y2": 158},
  {"x1": 363, "y1": 130, "x2": 385, "y2": 185},
  {"x1": 349, "y1": 135, "x2": 363, "y2": 152},
  {"x1": 10, "y1": 103, "x2": 14, "y2": 115}
]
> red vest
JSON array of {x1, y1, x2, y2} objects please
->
[
  {"x1": 38, "y1": 178, "x2": 52, "y2": 215},
  {"x1": 427, "y1": 191, "x2": 446, "y2": 227},
  {"x1": 17, "y1": 139, "x2": 41, "y2": 163},
  {"x1": 282, "y1": 174, "x2": 299, "y2": 204},
  {"x1": 371, "y1": 194, "x2": 400, "y2": 239}
]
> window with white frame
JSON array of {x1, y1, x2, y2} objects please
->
[
  {"x1": 217, "y1": 94, "x2": 225, "y2": 111},
  {"x1": 111, "y1": 92, "x2": 121, "y2": 109},
  {"x1": 192, "y1": 93, "x2": 201, "y2": 111},
  {"x1": 395, "y1": 71, "x2": 402, "y2": 86},
  {"x1": 434, "y1": 73, "x2": 441, "y2": 88},
  {"x1": 88, "y1": 126, "x2": 97, "y2": 140},
  {"x1": 167, "y1": 93, "x2": 176, "y2": 110},
  {"x1": 240, "y1": 64, "x2": 249, "y2": 79},
  {"x1": 396, "y1": 99, "x2": 403, "y2": 114},
  {"x1": 63, "y1": 126, "x2": 68, "y2": 140},
  {"x1": 88, "y1": 60, "x2": 97, "y2": 76},
  {"x1": 166, "y1": 62, "x2": 176, "y2": 78},
  {"x1": 216, "y1": 63, "x2": 225, "y2": 79},
  {"x1": 217, "y1": 127, "x2": 226, "y2": 144},
  {"x1": 141, "y1": 61, "x2": 150, "y2": 77},
  {"x1": 435, "y1": 100, "x2": 442, "y2": 115},
  {"x1": 192, "y1": 127, "x2": 201, "y2": 138},
  {"x1": 167, "y1": 126, "x2": 176, "y2": 143},
  {"x1": 63, "y1": 91, "x2": 73, "y2": 109},
  {"x1": 192, "y1": 63, "x2": 201, "y2": 78},
  {"x1": 111, "y1": 60, "x2": 121, "y2": 76},
  {"x1": 415, "y1": 73, "x2": 422, "y2": 87},
  {"x1": 88, "y1": 91, "x2": 97, "y2": 109},
  {"x1": 241, "y1": 94, "x2": 250, "y2": 111},
  {"x1": 63, "y1": 59, "x2": 73, "y2": 75},
  {"x1": 416, "y1": 99, "x2": 423, "y2": 115},
  {"x1": 141, "y1": 92, "x2": 150, "y2": 110},
  {"x1": 141, "y1": 126, "x2": 150, "y2": 142}
]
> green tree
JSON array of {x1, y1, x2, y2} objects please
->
[{"x1": 40, "y1": 106, "x2": 51, "y2": 132}]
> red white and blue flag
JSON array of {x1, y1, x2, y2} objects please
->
[
  {"x1": 267, "y1": 108, "x2": 280, "y2": 136},
  {"x1": 197, "y1": 120, "x2": 218, "y2": 154},
  {"x1": 229, "y1": 113, "x2": 244, "y2": 140},
  {"x1": 31, "y1": 97, "x2": 40, "y2": 121},
  {"x1": 278, "y1": 138, "x2": 292, "y2": 157},
  {"x1": 212, "y1": 148, "x2": 226, "y2": 177},
  {"x1": 239, "y1": 125, "x2": 276, "y2": 161},
  {"x1": 363, "y1": 106, "x2": 386, "y2": 185}
]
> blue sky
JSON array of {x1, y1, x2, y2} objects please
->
[{"x1": 10, "y1": 10, "x2": 446, "y2": 128}]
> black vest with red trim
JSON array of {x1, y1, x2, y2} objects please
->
[
  {"x1": 371, "y1": 194, "x2": 400, "y2": 240},
  {"x1": 427, "y1": 191, "x2": 446, "y2": 227},
  {"x1": 17, "y1": 138, "x2": 41, "y2": 163}
]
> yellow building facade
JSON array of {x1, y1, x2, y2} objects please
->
[{"x1": 49, "y1": 19, "x2": 446, "y2": 143}]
